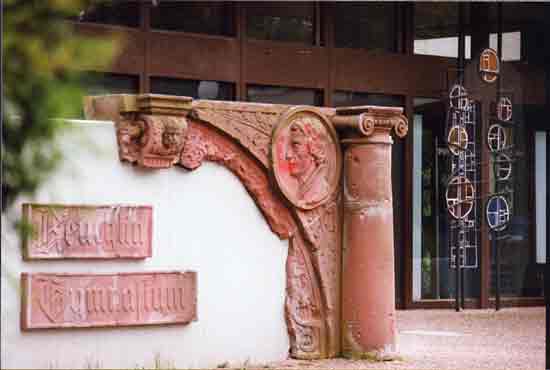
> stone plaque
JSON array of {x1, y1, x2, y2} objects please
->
[
  {"x1": 272, "y1": 107, "x2": 342, "y2": 210},
  {"x1": 21, "y1": 271, "x2": 197, "y2": 330},
  {"x1": 22, "y1": 204, "x2": 153, "y2": 260}
]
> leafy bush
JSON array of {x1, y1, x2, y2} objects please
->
[{"x1": 2, "y1": 0, "x2": 117, "y2": 212}]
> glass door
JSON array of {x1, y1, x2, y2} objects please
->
[{"x1": 413, "y1": 98, "x2": 481, "y2": 301}]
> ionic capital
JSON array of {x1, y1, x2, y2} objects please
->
[{"x1": 330, "y1": 105, "x2": 408, "y2": 145}]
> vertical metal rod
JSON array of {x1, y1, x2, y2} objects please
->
[
  {"x1": 497, "y1": 2, "x2": 503, "y2": 99},
  {"x1": 461, "y1": 260, "x2": 466, "y2": 308},
  {"x1": 455, "y1": 2, "x2": 466, "y2": 312},
  {"x1": 456, "y1": 235, "x2": 461, "y2": 311},
  {"x1": 544, "y1": 8, "x2": 550, "y2": 369},
  {"x1": 494, "y1": 231, "x2": 501, "y2": 311},
  {"x1": 434, "y1": 136, "x2": 440, "y2": 299},
  {"x1": 457, "y1": 3, "x2": 466, "y2": 85},
  {"x1": 455, "y1": 222, "x2": 462, "y2": 312},
  {"x1": 546, "y1": 131, "x2": 550, "y2": 370},
  {"x1": 495, "y1": 2, "x2": 503, "y2": 314}
]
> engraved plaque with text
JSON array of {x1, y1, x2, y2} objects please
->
[
  {"x1": 21, "y1": 271, "x2": 197, "y2": 330},
  {"x1": 22, "y1": 204, "x2": 153, "y2": 260}
]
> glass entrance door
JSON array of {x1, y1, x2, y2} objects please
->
[{"x1": 413, "y1": 98, "x2": 481, "y2": 301}]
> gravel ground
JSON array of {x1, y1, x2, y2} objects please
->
[{"x1": 265, "y1": 307, "x2": 545, "y2": 370}]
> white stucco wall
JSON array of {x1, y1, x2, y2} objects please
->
[{"x1": 1, "y1": 121, "x2": 289, "y2": 369}]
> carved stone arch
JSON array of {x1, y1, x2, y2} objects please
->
[
  {"x1": 86, "y1": 94, "x2": 411, "y2": 360},
  {"x1": 179, "y1": 119, "x2": 335, "y2": 359},
  {"x1": 85, "y1": 95, "x2": 341, "y2": 359}
]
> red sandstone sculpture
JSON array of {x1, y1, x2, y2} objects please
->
[
  {"x1": 85, "y1": 94, "x2": 408, "y2": 359},
  {"x1": 21, "y1": 271, "x2": 197, "y2": 330},
  {"x1": 272, "y1": 107, "x2": 341, "y2": 210},
  {"x1": 22, "y1": 204, "x2": 152, "y2": 260}
]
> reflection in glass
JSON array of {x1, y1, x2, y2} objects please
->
[
  {"x1": 247, "y1": 85, "x2": 322, "y2": 106},
  {"x1": 151, "y1": 77, "x2": 235, "y2": 101},
  {"x1": 151, "y1": 2, "x2": 235, "y2": 36},
  {"x1": 74, "y1": 2, "x2": 139, "y2": 28},
  {"x1": 414, "y1": 3, "x2": 471, "y2": 58},
  {"x1": 82, "y1": 72, "x2": 139, "y2": 95},
  {"x1": 334, "y1": 2, "x2": 397, "y2": 52},
  {"x1": 246, "y1": 3, "x2": 314, "y2": 44},
  {"x1": 490, "y1": 115, "x2": 543, "y2": 298},
  {"x1": 534, "y1": 132, "x2": 546, "y2": 265},
  {"x1": 413, "y1": 98, "x2": 480, "y2": 300},
  {"x1": 489, "y1": 32, "x2": 521, "y2": 62},
  {"x1": 333, "y1": 91, "x2": 404, "y2": 107}
]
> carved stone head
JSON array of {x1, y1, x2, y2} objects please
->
[
  {"x1": 162, "y1": 120, "x2": 185, "y2": 153},
  {"x1": 272, "y1": 107, "x2": 341, "y2": 210},
  {"x1": 287, "y1": 123, "x2": 327, "y2": 180}
]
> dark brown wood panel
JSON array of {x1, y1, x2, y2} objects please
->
[
  {"x1": 148, "y1": 31, "x2": 239, "y2": 82},
  {"x1": 333, "y1": 49, "x2": 454, "y2": 97},
  {"x1": 74, "y1": 23, "x2": 145, "y2": 75},
  {"x1": 245, "y1": 40, "x2": 328, "y2": 89}
]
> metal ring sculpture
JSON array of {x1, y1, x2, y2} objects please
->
[
  {"x1": 487, "y1": 124, "x2": 507, "y2": 153},
  {"x1": 446, "y1": 176, "x2": 476, "y2": 220},
  {"x1": 486, "y1": 195, "x2": 510, "y2": 232},
  {"x1": 447, "y1": 125, "x2": 469, "y2": 156}
]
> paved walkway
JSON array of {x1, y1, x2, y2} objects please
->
[{"x1": 267, "y1": 307, "x2": 545, "y2": 370}]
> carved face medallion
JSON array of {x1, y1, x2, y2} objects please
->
[{"x1": 272, "y1": 107, "x2": 341, "y2": 210}]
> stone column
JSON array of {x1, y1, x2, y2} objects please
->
[{"x1": 332, "y1": 106, "x2": 408, "y2": 359}]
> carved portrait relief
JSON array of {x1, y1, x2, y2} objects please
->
[{"x1": 272, "y1": 107, "x2": 342, "y2": 210}]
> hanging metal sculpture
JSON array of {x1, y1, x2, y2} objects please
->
[
  {"x1": 486, "y1": 195, "x2": 510, "y2": 232},
  {"x1": 479, "y1": 48, "x2": 500, "y2": 84},
  {"x1": 486, "y1": 92, "x2": 515, "y2": 234},
  {"x1": 445, "y1": 84, "x2": 479, "y2": 271},
  {"x1": 486, "y1": 90, "x2": 516, "y2": 311}
]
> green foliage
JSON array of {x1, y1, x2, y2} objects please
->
[{"x1": 2, "y1": 0, "x2": 117, "y2": 212}]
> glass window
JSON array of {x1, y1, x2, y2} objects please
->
[
  {"x1": 150, "y1": 77, "x2": 235, "y2": 101},
  {"x1": 333, "y1": 91, "x2": 404, "y2": 107},
  {"x1": 393, "y1": 131, "x2": 405, "y2": 306},
  {"x1": 334, "y1": 3, "x2": 397, "y2": 52},
  {"x1": 414, "y1": 3, "x2": 471, "y2": 58},
  {"x1": 151, "y1": 2, "x2": 235, "y2": 36},
  {"x1": 486, "y1": 3, "x2": 547, "y2": 63},
  {"x1": 246, "y1": 2, "x2": 314, "y2": 44},
  {"x1": 535, "y1": 132, "x2": 547, "y2": 264},
  {"x1": 82, "y1": 72, "x2": 139, "y2": 95},
  {"x1": 490, "y1": 111, "x2": 543, "y2": 298},
  {"x1": 489, "y1": 32, "x2": 521, "y2": 62},
  {"x1": 247, "y1": 85, "x2": 322, "y2": 106},
  {"x1": 75, "y1": 1, "x2": 139, "y2": 28}
]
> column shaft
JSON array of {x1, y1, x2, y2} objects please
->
[{"x1": 342, "y1": 130, "x2": 396, "y2": 357}]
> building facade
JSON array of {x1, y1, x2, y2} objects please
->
[{"x1": 73, "y1": 1, "x2": 549, "y2": 309}]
